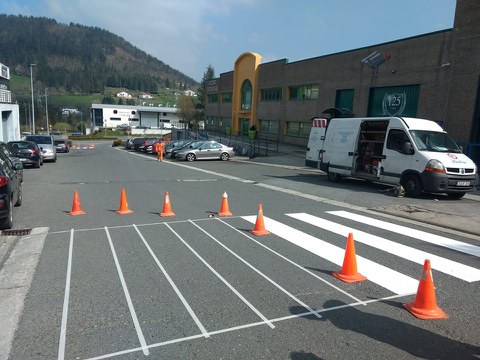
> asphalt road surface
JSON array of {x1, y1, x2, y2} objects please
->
[{"x1": 3, "y1": 142, "x2": 480, "y2": 359}]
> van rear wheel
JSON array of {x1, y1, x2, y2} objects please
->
[
  {"x1": 402, "y1": 174, "x2": 422, "y2": 197},
  {"x1": 327, "y1": 170, "x2": 341, "y2": 182}
]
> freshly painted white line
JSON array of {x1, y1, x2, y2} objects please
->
[
  {"x1": 328, "y1": 210, "x2": 480, "y2": 257},
  {"x1": 104, "y1": 227, "x2": 149, "y2": 356},
  {"x1": 85, "y1": 293, "x2": 412, "y2": 360},
  {"x1": 58, "y1": 229, "x2": 74, "y2": 360},
  {"x1": 189, "y1": 220, "x2": 322, "y2": 319},
  {"x1": 165, "y1": 222, "x2": 275, "y2": 328},
  {"x1": 132, "y1": 224, "x2": 209, "y2": 338},
  {"x1": 216, "y1": 218, "x2": 367, "y2": 305},
  {"x1": 242, "y1": 216, "x2": 419, "y2": 295},
  {"x1": 288, "y1": 213, "x2": 480, "y2": 282}
]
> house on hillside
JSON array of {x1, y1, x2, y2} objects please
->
[
  {"x1": 116, "y1": 91, "x2": 132, "y2": 98},
  {"x1": 184, "y1": 90, "x2": 196, "y2": 96},
  {"x1": 140, "y1": 93, "x2": 153, "y2": 99}
]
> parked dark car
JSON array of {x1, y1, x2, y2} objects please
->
[
  {"x1": 0, "y1": 142, "x2": 23, "y2": 183},
  {"x1": 8, "y1": 141, "x2": 43, "y2": 168},
  {"x1": 54, "y1": 139, "x2": 70, "y2": 153},
  {"x1": 131, "y1": 137, "x2": 147, "y2": 151},
  {"x1": 25, "y1": 134, "x2": 57, "y2": 162},
  {"x1": 164, "y1": 140, "x2": 192, "y2": 157},
  {"x1": 170, "y1": 141, "x2": 200, "y2": 159},
  {"x1": 0, "y1": 150, "x2": 22, "y2": 229}
]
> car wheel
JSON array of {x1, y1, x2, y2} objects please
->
[
  {"x1": 220, "y1": 152, "x2": 230, "y2": 161},
  {"x1": 402, "y1": 174, "x2": 422, "y2": 197},
  {"x1": 447, "y1": 192, "x2": 466, "y2": 199},
  {"x1": 0, "y1": 198, "x2": 13, "y2": 230},
  {"x1": 35, "y1": 160, "x2": 41, "y2": 168},
  {"x1": 15, "y1": 184, "x2": 22, "y2": 207},
  {"x1": 186, "y1": 153, "x2": 196, "y2": 162}
]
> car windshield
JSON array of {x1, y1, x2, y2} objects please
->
[{"x1": 409, "y1": 130, "x2": 461, "y2": 153}]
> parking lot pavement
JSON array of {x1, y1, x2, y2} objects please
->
[{"x1": 7, "y1": 211, "x2": 480, "y2": 359}]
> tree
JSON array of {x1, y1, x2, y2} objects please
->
[
  {"x1": 52, "y1": 122, "x2": 73, "y2": 132},
  {"x1": 118, "y1": 98, "x2": 124, "y2": 105},
  {"x1": 196, "y1": 65, "x2": 215, "y2": 121},
  {"x1": 177, "y1": 95, "x2": 196, "y2": 129}
]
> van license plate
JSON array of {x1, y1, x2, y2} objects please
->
[{"x1": 457, "y1": 181, "x2": 470, "y2": 186}]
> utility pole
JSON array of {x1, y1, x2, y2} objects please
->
[
  {"x1": 30, "y1": 64, "x2": 36, "y2": 134},
  {"x1": 45, "y1": 88, "x2": 50, "y2": 135}
]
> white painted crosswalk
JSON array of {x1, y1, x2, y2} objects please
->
[
  {"x1": 242, "y1": 215, "x2": 420, "y2": 295},
  {"x1": 287, "y1": 213, "x2": 480, "y2": 282}
]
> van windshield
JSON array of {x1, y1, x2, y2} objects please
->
[
  {"x1": 409, "y1": 130, "x2": 461, "y2": 153},
  {"x1": 26, "y1": 135, "x2": 53, "y2": 144}
]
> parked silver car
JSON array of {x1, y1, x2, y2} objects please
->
[
  {"x1": 175, "y1": 141, "x2": 235, "y2": 161},
  {"x1": 25, "y1": 135, "x2": 57, "y2": 162}
]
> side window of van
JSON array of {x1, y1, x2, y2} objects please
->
[{"x1": 387, "y1": 129, "x2": 410, "y2": 153}]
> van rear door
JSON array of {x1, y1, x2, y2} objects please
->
[
  {"x1": 323, "y1": 119, "x2": 360, "y2": 175},
  {"x1": 305, "y1": 118, "x2": 327, "y2": 168}
]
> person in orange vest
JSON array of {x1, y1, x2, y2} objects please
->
[{"x1": 153, "y1": 140, "x2": 165, "y2": 161}]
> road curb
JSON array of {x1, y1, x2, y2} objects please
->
[{"x1": 0, "y1": 227, "x2": 49, "y2": 360}]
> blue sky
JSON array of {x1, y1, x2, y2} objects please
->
[{"x1": 1, "y1": 0, "x2": 457, "y2": 82}]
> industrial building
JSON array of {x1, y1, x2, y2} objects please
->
[
  {"x1": 0, "y1": 63, "x2": 20, "y2": 142},
  {"x1": 204, "y1": 0, "x2": 480, "y2": 164}
]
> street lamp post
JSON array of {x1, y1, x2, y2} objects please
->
[{"x1": 30, "y1": 64, "x2": 36, "y2": 134}]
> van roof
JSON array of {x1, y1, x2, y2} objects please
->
[{"x1": 401, "y1": 117, "x2": 444, "y2": 131}]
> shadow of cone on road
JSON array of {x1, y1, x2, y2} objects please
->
[
  {"x1": 115, "y1": 188, "x2": 133, "y2": 215},
  {"x1": 250, "y1": 204, "x2": 270, "y2": 236},
  {"x1": 404, "y1": 259, "x2": 448, "y2": 320},
  {"x1": 332, "y1": 233, "x2": 367, "y2": 283},
  {"x1": 218, "y1": 192, "x2": 232, "y2": 217},
  {"x1": 68, "y1": 191, "x2": 85, "y2": 216},
  {"x1": 160, "y1": 192, "x2": 175, "y2": 217}
]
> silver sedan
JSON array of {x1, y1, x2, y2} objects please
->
[{"x1": 175, "y1": 141, "x2": 235, "y2": 161}]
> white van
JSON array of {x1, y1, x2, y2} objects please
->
[{"x1": 305, "y1": 117, "x2": 477, "y2": 198}]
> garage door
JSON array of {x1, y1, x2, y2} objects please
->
[{"x1": 140, "y1": 112, "x2": 158, "y2": 128}]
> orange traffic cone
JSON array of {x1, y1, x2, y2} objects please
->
[
  {"x1": 115, "y1": 188, "x2": 133, "y2": 214},
  {"x1": 404, "y1": 259, "x2": 448, "y2": 319},
  {"x1": 218, "y1": 192, "x2": 232, "y2": 217},
  {"x1": 250, "y1": 204, "x2": 270, "y2": 236},
  {"x1": 68, "y1": 191, "x2": 86, "y2": 216},
  {"x1": 332, "y1": 233, "x2": 367, "y2": 283},
  {"x1": 160, "y1": 192, "x2": 175, "y2": 217}
]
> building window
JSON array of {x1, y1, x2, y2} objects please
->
[
  {"x1": 241, "y1": 80, "x2": 252, "y2": 110},
  {"x1": 335, "y1": 89, "x2": 354, "y2": 111},
  {"x1": 222, "y1": 92, "x2": 232, "y2": 103},
  {"x1": 289, "y1": 84, "x2": 319, "y2": 101},
  {"x1": 286, "y1": 121, "x2": 312, "y2": 137},
  {"x1": 207, "y1": 94, "x2": 218, "y2": 103},
  {"x1": 222, "y1": 117, "x2": 231, "y2": 127},
  {"x1": 259, "y1": 119, "x2": 279, "y2": 134},
  {"x1": 260, "y1": 88, "x2": 282, "y2": 101}
]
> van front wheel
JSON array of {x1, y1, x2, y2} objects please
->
[{"x1": 402, "y1": 174, "x2": 422, "y2": 197}]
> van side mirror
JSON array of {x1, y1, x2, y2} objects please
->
[{"x1": 402, "y1": 142, "x2": 414, "y2": 155}]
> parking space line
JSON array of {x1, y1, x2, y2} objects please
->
[
  {"x1": 165, "y1": 222, "x2": 275, "y2": 328},
  {"x1": 85, "y1": 293, "x2": 410, "y2": 360},
  {"x1": 189, "y1": 220, "x2": 322, "y2": 319},
  {"x1": 58, "y1": 229, "x2": 74, "y2": 360},
  {"x1": 104, "y1": 227, "x2": 149, "y2": 356},
  {"x1": 132, "y1": 224, "x2": 209, "y2": 338},
  {"x1": 216, "y1": 218, "x2": 366, "y2": 305}
]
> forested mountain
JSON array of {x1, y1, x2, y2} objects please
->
[{"x1": 0, "y1": 14, "x2": 198, "y2": 94}]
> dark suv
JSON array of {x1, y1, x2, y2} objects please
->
[
  {"x1": 0, "y1": 150, "x2": 22, "y2": 229},
  {"x1": 8, "y1": 141, "x2": 43, "y2": 168}
]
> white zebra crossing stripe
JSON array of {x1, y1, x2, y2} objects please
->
[
  {"x1": 242, "y1": 216, "x2": 419, "y2": 295},
  {"x1": 328, "y1": 210, "x2": 480, "y2": 257},
  {"x1": 287, "y1": 213, "x2": 480, "y2": 282}
]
